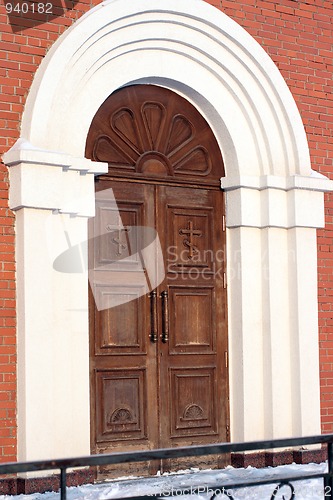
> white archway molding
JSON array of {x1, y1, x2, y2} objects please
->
[
  {"x1": 21, "y1": 0, "x2": 311, "y2": 178},
  {"x1": 3, "y1": 0, "x2": 333, "y2": 463}
]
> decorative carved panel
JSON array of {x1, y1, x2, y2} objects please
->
[
  {"x1": 169, "y1": 286, "x2": 215, "y2": 354},
  {"x1": 96, "y1": 369, "x2": 147, "y2": 442},
  {"x1": 85, "y1": 85, "x2": 224, "y2": 185},
  {"x1": 94, "y1": 201, "x2": 144, "y2": 270},
  {"x1": 167, "y1": 206, "x2": 214, "y2": 270},
  {"x1": 170, "y1": 369, "x2": 217, "y2": 437}
]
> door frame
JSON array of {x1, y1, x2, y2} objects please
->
[
  {"x1": 88, "y1": 175, "x2": 230, "y2": 463},
  {"x1": 86, "y1": 83, "x2": 229, "y2": 460}
]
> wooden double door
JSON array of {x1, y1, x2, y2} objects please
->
[
  {"x1": 87, "y1": 84, "x2": 229, "y2": 474},
  {"x1": 89, "y1": 178, "x2": 228, "y2": 473}
]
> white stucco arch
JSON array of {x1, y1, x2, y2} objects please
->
[
  {"x1": 21, "y1": 0, "x2": 311, "y2": 179},
  {"x1": 4, "y1": 0, "x2": 333, "y2": 463}
]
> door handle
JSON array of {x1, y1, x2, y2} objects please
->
[
  {"x1": 149, "y1": 290, "x2": 158, "y2": 343},
  {"x1": 161, "y1": 290, "x2": 169, "y2": 343}
]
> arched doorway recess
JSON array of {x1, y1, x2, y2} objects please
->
[
  {"x1": 3, "y1": 0, "x2": 332, "y2": 463},
  {"x1": 85, "y1": 84, "x2": 228, "y2": 473}
]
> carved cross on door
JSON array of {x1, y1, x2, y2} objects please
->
[
  {"x1": 179, "y1": 220, "x2": 202, "y2": 259},
  {"x1": 106, "y1": 216, "x2": 131, "y2": 256}
]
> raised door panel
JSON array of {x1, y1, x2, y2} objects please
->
[
  {"x1": 95, "y1": 203, "x2": 143, "y2": 269},
  {"x1": 169, "y1": 285, "x2": 215, "y2": 354},
  {"x1": 170, "y1": 368, "x2": 218, "y2": 437},
  {"x1": 95, "y1": 369, "x2": 147, "y2": 443},
  {"x1": 94, "y1": 286, "x2": 146, "y2": 355}
]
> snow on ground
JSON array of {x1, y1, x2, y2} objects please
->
[{"x1": 0, "y1": 462, "x2": 328, "y2": 500}]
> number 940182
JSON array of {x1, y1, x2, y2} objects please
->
[{"x1": 5, "y1": 2, "x2": 53, "y2": 14}]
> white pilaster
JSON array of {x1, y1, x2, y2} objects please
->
[
  {"x1": 288, "y1": 227, "x2": 321, "y2": 436},
  {"x1": 227, "y1": 227, "x2": 265, "y2": 441},
  {"x1": 4, "y1": 141, "x2": 107, "y2": 461},
  {"x1": 261, "y1": 227, "x2": 292, "y2": 439},
  {"x1": 223, "y1": 174, "x2": 332, "y2": 442}
]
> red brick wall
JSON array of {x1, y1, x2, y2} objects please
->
[{"x1": 0, "y1": 0, "x2": 332, "y2": 460}]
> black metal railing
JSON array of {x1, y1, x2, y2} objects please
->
[{"x1": 0, "y1": 434, "x2": 332, "y2": 500}]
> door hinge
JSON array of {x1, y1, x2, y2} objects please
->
[
  {"x1": 222, "y1": 214, "x2": 226, "y2": 232},
  {"x1": 226, "y1": 424, "x2": 230, "y2": 441},
  {"x1": 223, "y1": 272, "x2": 227, "y2": 288},
  {"x1": 225, "y1": 351, "x2": 228, "y2": 369}
]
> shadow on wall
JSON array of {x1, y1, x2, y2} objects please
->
[{"x1": 5, "y1": 0, "x2": 79, "y2": 32}]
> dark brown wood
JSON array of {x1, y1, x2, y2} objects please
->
[
  {"x1": 85, "y1": 85, "x2": 224, "y2": 186},
  {"x1": 86, "y1": 85, "x2": 228, "y2": 476},
  {"x1": 88, "y1": 181, "x2": 160, "y2": 477},
  {"x1": 156, "y1": 185, "x2": 228, "y2": 472}
]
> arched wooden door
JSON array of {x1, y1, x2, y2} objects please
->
[{"x1": 86, "y1": 85, "x2": 229, "y2": 475}]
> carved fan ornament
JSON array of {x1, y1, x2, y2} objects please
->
[
  {"x1": 86, "y1": 86, "x2": 224, "y2": 183},
  {"x1": 109, "y1": 407, "x2": 134, "y2": 425},
  {"x1": 183, "y1": 404, "x2": 204, "y2": 421},
  {"x1": 93, "y1": 108, "x2": 211, "y2": 176}
]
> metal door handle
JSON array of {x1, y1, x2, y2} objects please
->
[
  {"x1": 161, "y1": 290, "x2": 169, "y2": 343},
  {"x1": 149, "y1": 290, "x2": 158, "y2": 342}
]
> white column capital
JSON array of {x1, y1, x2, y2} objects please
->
[
  {"x1": 221, "y1": 173, "x2": 333, "y2": 229},
  {"x1": 3, "y1": 138, "x2": 108, "y2": 217}
]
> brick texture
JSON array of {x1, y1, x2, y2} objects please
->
[{"x1": 0, "y1": 0, "x2": 333, "y2": 460}]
